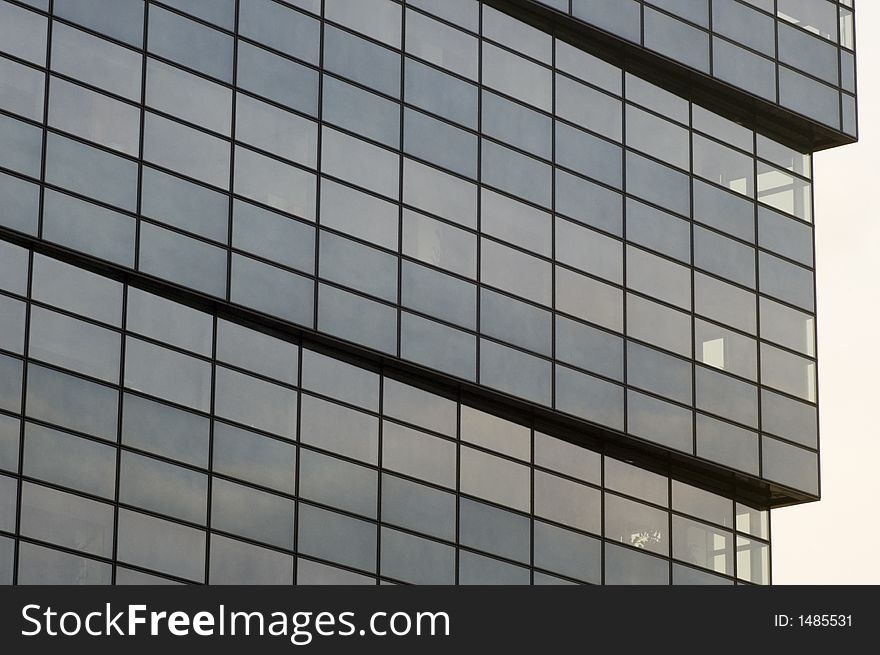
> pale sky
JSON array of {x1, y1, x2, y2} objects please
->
[{"x1": 771, "y1": 1, "x2": 880, "y2": 584}]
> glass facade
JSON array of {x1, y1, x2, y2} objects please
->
[
  {"x1": 531, "y1": 0, "x2": 857, "y2": 136},
  {"x1": 0, "y1": 0, "x2": 855, "y2": 585},
  {"x1": 0, "y1": 243, "x2": 770, "y2": 585}
]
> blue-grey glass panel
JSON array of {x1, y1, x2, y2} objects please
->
[
  {"x1": 141, "y1": 166, "x2": 229, "y2": 243},
  {"x1": 236, "y1": 42, "x2": 319, "y2": 116},
  {"x1": 297, "y1": 504, "x2": 377, "y2": 573},
  {"x1": 555, "y1": 365, "x2": 625, "y2": 430},
  {"x1": 323, "y1": 76, "x2": 400, "y2": 148},
  {"x1": 138, "y1": 222, "x2": 228, "y2": 297},
  {"x1": 713, "y1": 0, "x2": 775, "y2": 56},
  {"x1": 54, "y1": 0, "x2": 143, "y2": 48},
  {"x1": 26, "y1": 364, "x2": 117, "y2": 440},
  {"x1": 400, "y1": 312, "x2": 477, "y2": 381},
  {"x1": 627, "y1": 390, "x2": 693, "y2": 452},
  {"x1": 481, "y1": 288, "x2": 552, "y2": 356},
  {"x1": 119, "y1": 451, "x2": 208, "y2": 524},
  {"x1": 459, "y1": 497, "x2": 530, "y2": 564},
  {"x1": 643, "y1": 7, "x2": 710, "y2": 72},
  {"x1": 211, "y1": 478, "x2": 295, "y2": 549},
  {"x1": 324, "y1": 25, "x2": 400, "y2": 97},
  {"x1": 239, "y1": 0, "x2": 320, "y2": 63},
  {"x1": 213, "y1": 421, "x2": 297, "y2": 494},
  {"x1": 230, "y1": 254, "x2": 315, "y2": 327},
  {"x1": 380, "y1": 527, "x2": 455, "y2": 585},
  {"x1": 405, "y1": 58, "x2": 478, "y2": 130},
  {"x1": 117, "y1": 508, "x2": 205, "y2": 582},
  {"x1": 122, "y1": 393, "x2": 210, "y2": 468},
  {"x1": 148, "y1": 5, "x2": 233, "y2": 82},
  {"x1": 42, "y1": 190, "x2": 136, "y2": 267},
  {"x1": 480, "y1": 339, "x2": 551, "y2": 405},
  {"x1": 572, "y1": 0, "x2": 641, "y2": 42},
  {"x1": 712, "y1": 37, "x2": 777, "y2": 102},
  {"x1": 317, "y1": 284, "x2": 397, "y2": 355},
  {"x1": 0, "y1": 172, "x2": 39, "y2": 235}
]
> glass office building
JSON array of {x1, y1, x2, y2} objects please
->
[{"x1": 0, "y1": 0, "x2": 857, "y2": 585}]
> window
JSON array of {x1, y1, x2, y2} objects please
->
[
  {"x1": 404, "y1": 108, "x2": 477, "y2": 178},
  {"x1": 297, "y1": 505, "x2": 376, "y2": 573},
  {"x1": 210, "y1": 534, "x2": 293, "y2": 586},
  {"x1": 459, "y1": 498, "x2": 530, "y2": 563},
  {"x1": 119, "y1": 451, "x2": 208, "y2": 524},
  {"x1": 326, "y1": 0, "x2": 402, "y2": 48},
  {"x1": 232, "y1": 200, "x2": 316, "y2": 273},
  {"x1": 213, "y1": 422, "x2": 297, "y2": 494},
  {"x1": 148, "y1": 5, "x2": 233, "y2": 82},
  {"x1": 481, "y1": 288, "x2": 552, "y2": 356},
  {"x1": 382, "y1": 420, "x2": 455, "y2": 488},
  {"x1": 122, "y1": 393, "x2": 210, "y2": 467},
  {"x1": 380, "y1": 527, "x2": 455, "y2": 585},
  {"x1": 216, "y1": 319, "x2": 299, "y2": 385},
  {"x1": 51, "y1": 24, "x2": 141, "y2": 101},
  {"x1": 381, "y1": 474, "x2": 455, "y2": 541},
  {"x1": 234, "y1": 146, "x2": 317, "y2": 219},
  {"x1": 54, "y1": 0, "x2": 144, "y2": 47},
  {"x1": 322, "y1": 127, "x2": 399, "y2": 200},
  {"x1": 461, "y1": 445, "x2": 530, "y2": 511},
  {"x1": 126, "y1": 287, "x2": 213, "y2": 356},
  {"x1": 124, "y1": 337, "x2": 212, "y2": 412},
  {"x1": 143, "y1": 113, "x2": 230, "y2": 188},
  {"x1": 556, "y1": 122, "x2": 622, "y2": 189},
  {"x1": 321, "y1": 179, "x2": 398, "y2": 250},
  {"x1": 20, "y1": 482, "x2": 114, "y2": 557},
  {"x1": 322, "y1": 76, "x2": 399, "y2": 148},
  {"x1": 627, "y1": 246, "x2": 691, "y2": 310},
  {"x1": 230, "y1": 254, "x2": 315, "y2": 327},
  {"x1": 239, "y1": 0, "x2": 320, "y2": 63},
  {"x1": 604, "y1": 493, "x2": 669, "y2": 556},
  {"x1": 42, "y1": 190, "x2": 136, "y2": 267},
  {"x1": 236, "y1": 93, "x2": 317, "y2": 168},
  {"x1": 406, "y1": 9, "x2": 478, "y2": 80},
  {"x1": 32, "y1": 253, "x2": 123, "y2": 326},
  {"x1": 236, "y1": 42, "x2": 319, "y2": 115},
  {"x1": 402, "y1": 209, "x2": 476, "y2": 278},
  {"x1": 1, "y1": 113, "x2": 43, "y2": 179},
  {"x1": 324, "y1": 25, "x2": 400, "y2": 97},
  {"x1": 300, "y1": 394, "x2": 379, "y2": 464},
  {"x1": 482, "y1": 91, "x2": 552, "y2": 160},
  {"x1": 556, "y1": 74, "x2": 621, "y2": 141},
  {"x1": 141, "y1": 167, "x2": 229, "y2": 243},
  {"x1": 319, "y1": 232, "x2": 398, "y2": 303},
  {"x1": 481, "y1": 339, "x2": 552, "y2": 406},
  {"x1": 401, "y1": 261, "x2": 476, "y2": 330},
  {"x1": 214, "y1": 366, "x2": 298, "y2": 438},
  {"x1": 405, "y1": 58, "x2": 478, "y2": 130},
  {"x1": 301, "y1": 348, "x2": 379, "y2": 411},
  {"x1": 28, "y1": 306, "x2": 121, "y2": 383},
  {"x1": 117, "y1": 508, "x2": 205, "y2": 581},
  {"x1": 27, "y1": 364, "x2": 117, "y2": 440},
  {"x1": 48, "y1": 77, "x2": 140, "y2": 155},
  {"x1": 147, "y1": 58, "x2": 230, "y2": 134},
  {"x1": 299, "y1": 449, "x2": 377, "y2": 518},
  {"x1": 534, "y1": 470, "x2": 601, "y2": 534},
  {"x1": 211, "y1": 478, "x2": 295, "y2": 549},
  {"x1": 138, "y1": 223, "x2": 228, "y2": 297},
  {"x1": 481, "y1": 238, "x2": 552, "y2": 306}
]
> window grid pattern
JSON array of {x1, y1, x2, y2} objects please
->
[
  {"x1": 0, "y1": 0, "x2": 821, "y2": 497},
  {"x1": 529, "y1": 0, "x2": 857, "y2": 134},
  {"x1": 0, "y1": 244, "x2": 770, "y2": 585}
]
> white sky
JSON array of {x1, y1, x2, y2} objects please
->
[{"x1": 771, "y1": 1, "x2": 880, "y2": 584}]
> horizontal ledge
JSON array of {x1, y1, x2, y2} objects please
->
[
  {"x1": 487, "y1": 0, "x2": 856, "y2": 153},
  {"x1": 1, "y1": 226, "x2": 817, "y2": 510}
]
